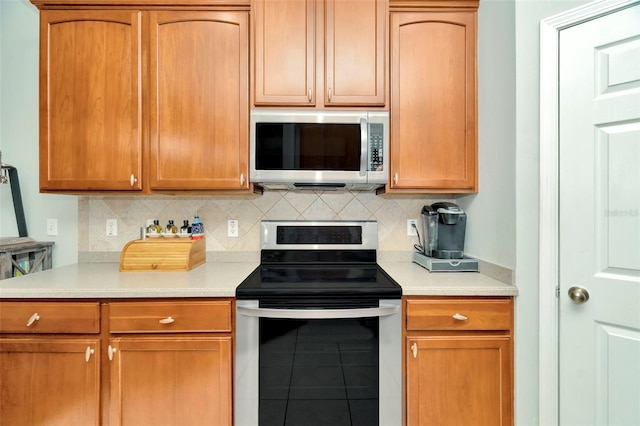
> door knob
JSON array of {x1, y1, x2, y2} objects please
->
[{"x1": 568, "y1": 286, "x2": 590, "y2": 304}]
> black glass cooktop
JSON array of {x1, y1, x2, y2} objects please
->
[{"x1": 236, "y1": 251, "x2": 401, "y2": 301}]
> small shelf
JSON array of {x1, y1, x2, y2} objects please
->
[{"x1": 0, "y1": 241, "x2": 54, "y2": 280}]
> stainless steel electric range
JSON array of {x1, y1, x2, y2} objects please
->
[{"x1": 235, "y1": 220, "x2": 402, "y2": 426}]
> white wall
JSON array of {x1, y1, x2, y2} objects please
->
[
  {"x1": 0, "y1": 0, "x2": 78, "y2": 267},
  {"x1": 458, "y1": 0, "x2": 517, "y2": 271}
]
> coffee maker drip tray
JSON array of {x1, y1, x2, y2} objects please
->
[{"x1": 412, "y1": 251, "x2": 479, "y2": 272}]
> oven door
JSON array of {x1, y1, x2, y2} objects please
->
[{"x1": 235, "y1": 299, "x2": 401, "y2": 426}]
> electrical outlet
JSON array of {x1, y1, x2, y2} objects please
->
[
  {"x1": 47, "y1": 219, "x2": 58, "y2": 236},
  {"x1": 227, "y1": 219, "x2": 239, "y2": 237},
  {"x1": 407, "y1": 219, "x2": 418, "y2": 236},
  {"x1": 106, "y1": 219, "x2": 118, "y2": 236}
]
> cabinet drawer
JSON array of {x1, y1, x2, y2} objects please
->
[
  {"x1": 0, "y1": 302, "x2": 100, "y2": 334},
  {"x1": 406, "y1": 298, "x2": 512, "y2": 331},
  {"x1": 109, "y1": 301, "x2": 232, "y2": 333}
]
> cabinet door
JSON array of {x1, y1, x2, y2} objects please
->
[
  {"x1": 390, "y1": 12, "x2": 477, "y2": 192},
  {"x1": 253, "y1": 0, "x2": 315, "y2": 105},
  {"x1": 149, "y1": 12, "x2": 249, "y2": 190},
  {"x1": 39, "y1": 11, "x2": 142, "y2": 191},
  {"x1": 0, "y1": 338, "x2": 100, "y2": 426},
  {"x1": 406, "y1": 335, "x2": 513, "y2": 426},
  {"x1": 109, "y1": 337, "x2": 232, "y2": 426},
  {"x1": 325, "y1": 0, "x2": 386, "y2": 106}
]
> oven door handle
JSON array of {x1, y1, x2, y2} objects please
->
[{"x1": 237, "y1": 303, "x2": 400, "y2": 319}]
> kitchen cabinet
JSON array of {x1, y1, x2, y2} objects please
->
[
  {"x1": 38, "y1": 10, "x2": 143, "y2": 192},
  {"x1": 0, "y1": 299, "x2": 233, "y2": 426},
  {"x1": 0, "y1": 302, "x2": 101, "y2": 426},
  {"x1": 253, "y1": 0, "x2": 386, "y2": 107},
  {"x1": 404, "y1": 297, "x2": 513, "y2": 426},
  {"x1": 106, "y1": 301, "x2": 233, "y2": 426},
  {"x1": 149, "y1": 11, "x2": 249, "y2": 190},
  {"x1": 387, "y1": 4, "x2": 478, "y2": 193},
  {"x1": 33, "y1": 2, "x2": 250, "y2": 193}
]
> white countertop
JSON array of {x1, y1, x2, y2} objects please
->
[
  {"x1": 0, "y1": 261, "x2": 517, "y2": 299},
  {"x1": 378, "y1": 262, "x2": 517, "y2": 296}
]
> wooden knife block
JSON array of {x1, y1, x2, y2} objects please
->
[{"x1": 119, "y1": 238, "x2": 205, "y2": 272}]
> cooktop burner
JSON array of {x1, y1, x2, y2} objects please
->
[{"x1": 235, "y1": 221, "x2": 402, "y2": 301}]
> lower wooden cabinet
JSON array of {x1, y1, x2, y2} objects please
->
[
  {"x1": 108, "y1": 337, "x2": 231, "y2": 426},
  {"x1": 0, "y1": 338, "x2": 101, "y2": 426},
  {"x1": 0, "y1": 299, "x2": 233, "y2": 426},
  {"x1": 404, "y1": 297, "x2": 514, "y2": 426},
  {"x1": 0, "y1": 302, "x2": 102, "y2": 425},
  {"x1": 2, "y1": 296, "x2": 513, "y2": 425},
  {"x1": 106, "y1": 301, "x2": 233, "y2": 426}
]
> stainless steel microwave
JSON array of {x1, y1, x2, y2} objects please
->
[{"x1": 250, "y1": 110, "x2": 389, "y2": 190}]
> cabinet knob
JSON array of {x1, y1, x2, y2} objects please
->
[
  {"x1": 240, "y1": 173, "x2": 245, "y2": 186},
  {"x1": 108, "y1": 345, "x2": 117, "y2": 361},
  {"x1": 308, "y1": 88, "x2": 312, "y2": 102},
  {"x1": 26, "y1": 313, "x2": 40, "y2": 327},
  {"x1": 452, "y1": 313, "x2": 468, "y2": 321},
  {"x1": 85, "y1": 346, "x2": 95, "y2": 362},
  {"x1": 130, "y1": 174, "x2": 138, "y2": 187},
  {"x1": 328, "y1": 88, "x2": 332, "y2": 102},
  {"x1": 411, "y1": 342, "x2": 418, "y2": 358},
  {"x1": 159, "y1": 316, "x2": 175, "y2": 324},
  {"x1": 394, "y1": 173, "x2": 398, "y2": 184}
]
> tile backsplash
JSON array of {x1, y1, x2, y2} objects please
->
[{"x1": 79, "y1": 192, "x2": 440, "y2": 258}]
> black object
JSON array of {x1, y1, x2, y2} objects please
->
[
  {"x1": 236, "y1": 221, "x2": 401, "y2": 301},
  {"x1": 421, "y1": 202, "x2": 466, "y2": 259},
  {"x1": 4, "y1": 166, "x2": 28, "y2": 237}
]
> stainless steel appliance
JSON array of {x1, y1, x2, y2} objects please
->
[
  {"x1": 250, "y1": 110, "x2": 389, "y2": 190},
  {"x1": 421, "y1": 202, "x2": 467, "y2": 259},
  {"x1": 235, "y1": 220, "x2": 402, "y2": 426}
]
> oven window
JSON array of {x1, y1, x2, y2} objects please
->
[
  {"x1": 259, "y1": 317, "x2": 379, "y2": 426},
  {"x1": 255, "y1": 123, "x2": 361, "y2": 171}
]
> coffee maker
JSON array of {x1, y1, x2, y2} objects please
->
[{"x1": 421, "y1": 202, "x2": 466, "y2": 259}]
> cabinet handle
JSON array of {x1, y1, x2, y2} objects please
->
[
  {"x1": 130, "y1": 174, "x2": 137, "y2": 187},
  {"x1": 159, "y1": 316, "x2": 175, "y2": 324},
  {"x1": 308, "y1": 88, "x2": 312, "y2": 102},
  {"x1": 26, "y1": 313, "x2": 40, "y2": 327},
  {"x1": 85, "y1": 346, "x2": 95, "y2": 362},
  {"x1": 411, "y1": 342, "x2": 418, "y2": 358},
  {"x1": 394, "y1": 173, "x2": 398, "y2": 184},
  {"x1": 240, "y1": 173, "x2": 245, "y2": 186},
  {"x1": 328, "y1": 88, "x2": 332, "y2": 102},
  {"x1": 452, "y1": 313, "x2": 468, "y2": 321},
  {"x1": 108, "y1": 345, "x2": 117, "y2": 361}
]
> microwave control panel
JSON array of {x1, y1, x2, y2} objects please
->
[{"x1": 369, "y1": 123, "x2": 384, "y2": 171}]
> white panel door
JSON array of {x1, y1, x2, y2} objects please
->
[{"x1": 559, "y1": 4, "x2": 640, "y2": 425}]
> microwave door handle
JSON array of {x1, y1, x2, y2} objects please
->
[
  {"x1": 237, "y1": 304, "x2": 399, "y2": 319},
  {"x1": 360, "y1": 117, "x2": 368, "y2": 177}
]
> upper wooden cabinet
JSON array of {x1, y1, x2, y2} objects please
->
[
  {"x1": 387, "y1": 8, "x2": 477, "y2": 193},
  {"x1": 253, "y1": 0, "x2": 387, "y2": 107},
  {"x1": 34, "y1": 4, "x2": 250, "y2": 193},
  {"x1": 149, "y1": 11, "x2": 249, "y2": 190},
  {"x1": 39, "y1": 10, "x2": 143, "y2": 192}
]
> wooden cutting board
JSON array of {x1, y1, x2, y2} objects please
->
[{"x1": 119, "y1": 238, "x2": 205, "y2": 272}]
